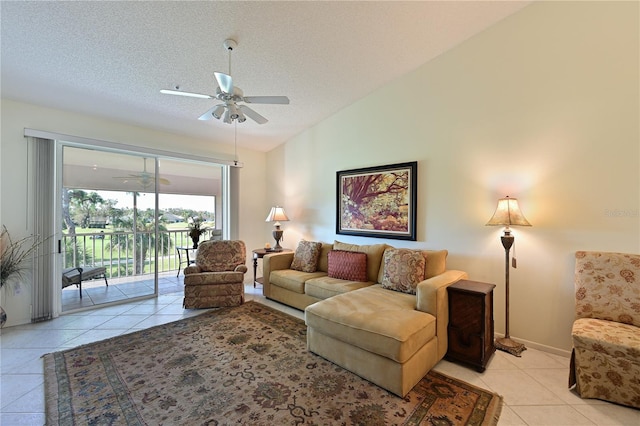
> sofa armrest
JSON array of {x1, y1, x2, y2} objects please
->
[
  {"x1": 416, "y1": 269, "x2": 468, "y2": 359},
  {"x1": 416, "y1": 270, "x2": 468, "y2": 315},
  {"x1": 262, "y1": 252, "x2": 295, "y2": 297},
  {"x1": 235, "y1": 265, "x2": 248, "y2": 274}
]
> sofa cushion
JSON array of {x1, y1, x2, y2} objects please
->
[
  {"x1": 381, "y1": 249, "x2": 426, "y2": 294},
  {"x1": 422, "y1": 250, "x2": 448, "y2": 279},
  {"x1": 269, "y1": 269, "x2": 327, "y2": 294},
  {"x1": 317, "y1": 243, "x2": 334, "y2": 273},
  {"x1": 305, "y1": 285, "x2": 436, "y2": 363},
  {"x1": 572, "y1": 317, "x2": 640, "y2": 357},
  {"x1": 328, "y1": 250, "x2": 368, "y2": 282},
  {"x1": 334, "y1": 240, "x2": 388, "y2": 283},
  {"x1": 305, "y1": 276, "x2": 373, "y2": 300},
  {"x1": 291, "y1": 240, "x2": 323, "y2": 273}
]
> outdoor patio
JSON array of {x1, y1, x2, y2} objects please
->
[{"x1": 62, "y1": 270, "x2": 187, "y2": 312}]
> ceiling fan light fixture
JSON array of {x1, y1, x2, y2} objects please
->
[
  {"x1": 212, "y1": 105, "x2": 225, "y2": 119},
  {"x1": 228, "y1": 103, "x2": 239, "y2": 120},
  {"x1": 222, "y1": 109, "x2": 232, "y2": 124},
  {"x1": 236, "y1": 109, "x2": 246, "y2": 123}
]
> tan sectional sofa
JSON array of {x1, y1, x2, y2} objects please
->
[{"x1": 263, "y1": 240, "x2": 468, "y2": 396}]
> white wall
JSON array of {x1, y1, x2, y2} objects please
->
[
  {"x1": 266, "y1": 1, "x2": 639, "y2": 353},
  {"x1": 0, "y1": 99, "x2": 268, "y2": 327}
]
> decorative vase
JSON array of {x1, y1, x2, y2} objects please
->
[
  {"x1": 189, "y1": 230, "x2": 200, "y2": 249},
  {"x1": 0, "y1": 306, "x2": 6, "y2": 328}
]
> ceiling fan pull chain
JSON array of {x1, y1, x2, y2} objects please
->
[{"x1": 234, "y1": 122, "x2": 238, "y2": 163}]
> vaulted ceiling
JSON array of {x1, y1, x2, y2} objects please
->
[{"x1": 1, "y1": 1, "x2": 531, "y2": 152}]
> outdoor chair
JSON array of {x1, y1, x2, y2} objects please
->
[
  {"x1": 62, "y1": 266, "x2": 108, "y2": 299},
  {"x1": 183, "y1": 240, "x2": 247, "y2": 308}
]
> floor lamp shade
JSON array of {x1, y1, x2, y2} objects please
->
[
  {"x1": 486, "y1": 196, "x2": 531, "y2": 230},
  {"x1": 265, "y1": 206, "x2": 289, "y2": 251},
  {"x1": 486, "y1": 196, "x2": 531, "y2": 356}
]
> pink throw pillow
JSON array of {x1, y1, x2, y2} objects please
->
[{"x1": 327, "y1": 250, "x2": 368, "y2": 282}]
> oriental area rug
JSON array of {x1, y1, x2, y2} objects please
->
[{"x1": 43, "y1": 301, "x2": 502, "y2": 425}]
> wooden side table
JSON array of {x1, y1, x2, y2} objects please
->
[
  {"x1": 252, "y1": 248, "x2": 292, "y2": 287},
  {"x1": 446, "y1": 279, "x2": 496, "y2": 372}
]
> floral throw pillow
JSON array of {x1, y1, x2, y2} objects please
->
[
  {"x1": 381, "y1": 249, "x2": 426, "y2": 294},
  {"x1": 290, "y1": 241, "x2": 323, "y2": 273},
  {"x1": 327, "y1": 250, "x2": 368, "y2": 282}
]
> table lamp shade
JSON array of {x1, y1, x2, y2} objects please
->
[{"x1": 265, "y1": 206, "x2": 289, "y2": 225}]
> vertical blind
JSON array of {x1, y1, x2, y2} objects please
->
[{"x1": 30, "y1": 137, "x2": 55, "y2": 322}]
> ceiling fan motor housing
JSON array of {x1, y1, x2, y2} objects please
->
[{"x1": 223, "y1": 39, "x2": 237, "y2": 51}]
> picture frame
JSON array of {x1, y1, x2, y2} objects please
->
[{"x1": 336, "y1": 161, "x2": 417, "y2": 241}]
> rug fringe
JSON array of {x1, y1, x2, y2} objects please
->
[
  {"x1": 42, "y1": 352, "x2": 59, "y2": 426},
  {"x1": 486, "y1": 392, "x2": 504, "y2": 426}
]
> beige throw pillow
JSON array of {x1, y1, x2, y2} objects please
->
[
  {"x1": 290, "y1": 240, "x2": 323, "y2": 273},
  {"x1": 381, "y1": 248, "x2": 426, "y2": 294}
]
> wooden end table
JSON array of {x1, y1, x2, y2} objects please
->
[
  {"x1": 252, "y1": 248, "x2": 292, "y2": 287},
  {"x1": 446, "y1": 279, "x2": 496, "y2": 372}
]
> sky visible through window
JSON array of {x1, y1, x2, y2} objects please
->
[{"x1": 98, "y1": 191, "x2": 214, "y2": 212}]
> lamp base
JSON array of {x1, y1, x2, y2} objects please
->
[
  {"x1": 272, "y1": 229, "x2": 284, "y2": 251},
  {"x1": 495, "y1": 337, "x2": 526, "y2": 357}
]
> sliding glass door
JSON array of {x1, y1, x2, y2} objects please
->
[
  {"x1": 61, "y1": 148, "x2": 160, "y2": 310},
  {"x1": 59, "y1": 145, "x2": 226, "y2": 312}
]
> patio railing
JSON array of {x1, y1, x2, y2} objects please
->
[{"x1": 62, "y1": 228, "x2": 218, "y2": 278}]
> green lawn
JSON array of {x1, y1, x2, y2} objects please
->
[{"x1": 63, "y1": 222, "x2": 213, "y2": 277}]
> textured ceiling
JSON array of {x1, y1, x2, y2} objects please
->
[{"x1": 1, "y1": 1, "x2": 531, "y2": 152}]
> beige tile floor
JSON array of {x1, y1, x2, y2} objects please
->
[{"x1": 2, "y1": 285, "x2": 639, "y2": 425}]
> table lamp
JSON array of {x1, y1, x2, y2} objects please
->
[
  {"x1": 486, "y1": 196, "x2": 531, "y2": 356},
  {"x1": 265, "y1": 206, "x2": 289, "y2": 251}
]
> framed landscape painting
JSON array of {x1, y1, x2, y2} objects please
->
[{"x1": 336, "y1": 161, "x2": 417, "y2": 240}]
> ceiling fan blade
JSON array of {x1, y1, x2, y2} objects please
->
[
  {"x1": 214, "y1": 72, "x2": 234, "y2": 94},
  {"x1": 243, "y1": 96, "x2": 290, "y2": 105},
  {"x1": 160, "y1": 89, "x2": 213, "y2": 99},
  {"x1": 197, "y1": 105, "x2": 223, "y2": 121},
  {"x1": 239, "y1": 105, "x2": 268, "y2": 125}
]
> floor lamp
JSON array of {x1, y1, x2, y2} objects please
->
[{"x1": 486, "y1": 196, "x2": 531, "y2": 356}]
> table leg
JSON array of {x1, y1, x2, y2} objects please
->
[
  {"x1": 176, "y1": 249, "x2": 182, "y2": 277},
  {"x1": 253, "y1": 254, "x2": 258, "y2": 288}
]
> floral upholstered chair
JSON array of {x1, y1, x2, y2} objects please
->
[
  {"x1": 183, "y1": 240, "x2": 247, "y2": 309},
  {"x1": 569, "y1": 251, "x2": 640, "y2": 408}
]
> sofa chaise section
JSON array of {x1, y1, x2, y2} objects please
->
[{"x1": 306, "y1": 268, "x2": 467, "y2": 397}]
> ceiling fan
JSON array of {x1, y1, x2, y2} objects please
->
[
  {"x1": 160, "y1": 39, "x2": 289, "y2": 125},
  {"x1": 113, "y1": 158, "x2": 170, "y2": 189}
]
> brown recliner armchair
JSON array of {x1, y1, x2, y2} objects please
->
[
  {"x1": 183, "y1": 240, "x2": 247, "y2": 309},
  {"x1": 569, "y1": 251, "x2": 640, "y2": 408}
]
